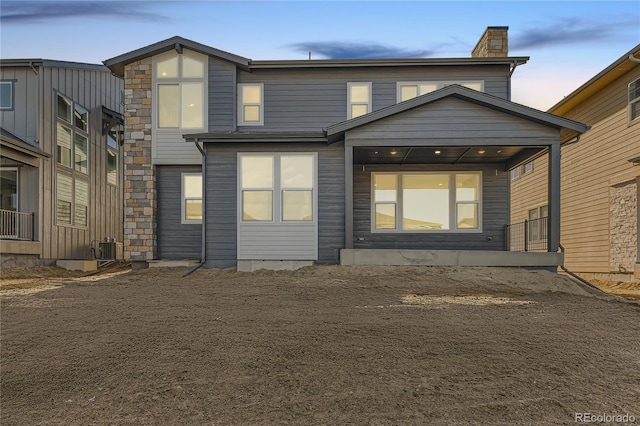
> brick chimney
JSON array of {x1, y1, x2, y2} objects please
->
[{"x1": 472, "y1": 26, "x2": 509, "y2": 57}]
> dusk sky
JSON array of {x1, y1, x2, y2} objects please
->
[{"x1": 1, "y1": 0, "x2": 639, "y2": 110}]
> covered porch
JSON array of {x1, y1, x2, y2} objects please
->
[{"x1": 325, "y1": 85, "x2": 588, "y2": 268}]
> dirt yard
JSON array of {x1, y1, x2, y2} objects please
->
[{"x1": 1, "y1": 265, "x2": 639, "y2": 425}]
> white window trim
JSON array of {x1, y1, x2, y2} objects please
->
[
  {"x1": 0, "y1": 80, "x2": 15, "y2": 110},
  {"x1": 630, "y1": 77, "x2": 640, "y2": 124},
  {"x1": 396, "y1": 80, "x2": 484, "y2": 102},
  {"x1": 237, "y1": 152, "x2": 318, "y2": 225},
  {"x1": 347, "y1": 82, "x2": 372, "y2": 119},
  {"x1": 370, "y1": 171, "x2": 483, "y2": 233},
  {"x1": 152, "y1": 49, "x2": 208, "y2": 131},
  {"x1": 181, "y1": 172, "x2": 203, "y2": 224},
  {"x1": 237, "y1": 83, "x2": 264, "y2": 126}
]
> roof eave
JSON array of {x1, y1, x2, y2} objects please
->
[
  {"x1": 104, "y1": 36, "x2": 251, "y2": 77},
  {"x1": 548, "y1": 43, "x2": 640, "y2": 115}
]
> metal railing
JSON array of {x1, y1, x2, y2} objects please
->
[
  {"x1": 0, "y1": 209, "x2": 35, "y2": 241},
  {"x1": 505, "y1": 217, "x2": 548, "y2": 252}
]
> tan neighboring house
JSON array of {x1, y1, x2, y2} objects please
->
[{"x1": 511, "y1": 44, "x2": 640, "y2": 281}]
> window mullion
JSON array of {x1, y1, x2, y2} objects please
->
[
  {"x1": 450, "y1": 173, "x2": 457, "y2": 230},
  {"x1": 397, "y1": 173, "x2": 403, "y2": 230}
]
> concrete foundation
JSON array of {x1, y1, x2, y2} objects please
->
[
  {"x1": 237, "y1": 260, "x2": 314, "y2": 272},
  {"x1": 56, "y1": 260, "x2": 98, "y2": 272},
  {"x1": 340, "y1": 249, "x2": 563, "y2": 268},
  {"x1": 147, "y1": 260, "x2": 200, "y2": 268}
]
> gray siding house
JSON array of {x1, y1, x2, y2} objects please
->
[
  {"x1": 104, "y1": 27, "x2": 588, "y2": 270},
  {"x1": 0, "y1": 59, "x2": 124, "y2": 267}
]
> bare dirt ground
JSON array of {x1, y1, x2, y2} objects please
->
[{"x1": 1, "y1": 265, "x2": 639, "y2": 425}]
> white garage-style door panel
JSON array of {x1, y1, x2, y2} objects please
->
[{"x1": 237, "y1": 153, "x2": 318, "y2": 260}]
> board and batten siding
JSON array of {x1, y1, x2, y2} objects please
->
[
  {"x1": 352, "y1": 164, "x2": 508, "y2": 250},
  {"x1": 204, "y1": 142, "x2": 345, "y2": 268},
  {"x1": 511, "y1": 65, "x2": 640, "y2": 274},
  {"x1": 237, "y1": 65, "x2": 510, "y2": 132},
  {"x1": 39, "y1": 64, "x2": 123, "y2": 260},
  {"x1": 0, "y1": 67, "x2": 40, "y2": 144},
  {"x1": 156, "y1": 165, "x2": 202, "y2": 260}
]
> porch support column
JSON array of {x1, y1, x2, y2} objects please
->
[
  {"x1": 345, "y1": 143, "x2": 354, "y2": 249},
  {"x1": 548, "y1": 142, "x2": 561, "y2": 252}
]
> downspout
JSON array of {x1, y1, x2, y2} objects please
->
[
  {"x1": 558, "y1": 245, "x2": 605, "y2": 293},
  {"x1": 183, "y1": 138, "x2": 207, "y2": 277}
]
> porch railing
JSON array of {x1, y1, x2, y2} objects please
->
[
  {"x1": 0, "y1": 209, "x2": 35, "y2": 241},
  {"x1": 505, "y1": 217, "x2": 548, "y2": 252}
]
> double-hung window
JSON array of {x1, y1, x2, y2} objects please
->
[
  {"x1": 0, "y1": 80, "x2": 15, "y2": 110},
  {"x1": 397, "y1": 81, "x2": 484, "y2": 102},
  {"x1": 55, "y1": 93, "x2": 89, "y2": 227},
  {"x1": 237, "y1": 84, "x2": 264, "y2": 126},
  {"x1": 239, "y1": 154, "x2": 315, "y2": 223},
  {"x1": 372, "y1": 172, "x2": 481, "y2": 232},
  {"x1": 630, "y1": 78, "x2": 640, "y2": 123},
  {"x1": 182, "y1": 173, "x2": 203, "y2": 224},
  {"x1": 155, "y1": 50, "x2": 206, "y2": 129},
  {"x1": 347, "y1": 82, "x2": 371, "y2": 119}
]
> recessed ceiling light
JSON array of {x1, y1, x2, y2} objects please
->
[
  {"x1": 390, "y1": 149, "x2": 398, "y2": 155},
  {"x1": 478, "y1": 149, "x2": 486, "y2": 154},
  {"x1": 497, "y1": 150, "x2": 502, "y2": 153},
  {"x1": 435, "y1": 150, "x2": 441, "y2": 154},
  {"x1": 374, "y1": 151, "x2": 378, "y2": 154}
]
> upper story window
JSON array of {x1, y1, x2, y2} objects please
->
[
  {"x1": 56, "y1": 93, "x2": 89, "y2": 174},
  {"x1": 154, "y1": 49, "x2": 206, "y2": 129},
  {"x1": 106, "y1": 125, "x2": 122, "y2": 186},
  {"x1": 348, "y1": 82, "x2": 371, "y2": 119},
  {"x1": 0, "y1": 80, "x2": 15, "y2": 110},
  {"x1": 397, "y1": 81, "x2": 484, "y2": 102},
  {"x1": 237, "y1": 84, "x2": 264, "y2": 126},
  {"x1": 510, "y1": 161, "x2": 533, "y2": 181},
  {"x1": 630, "y1": 78, "x2": 640, "y2": 123}
]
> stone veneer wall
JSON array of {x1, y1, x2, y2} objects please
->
[
  {"x1": 123, "y1": 58, "x2": 156, "y2": 261},
  {"x1": 609, "y1": 180, "x2": 637, "y2": 273},
  {"x1": 472, "y1": 27, "x2": 509, "y2": 58}
]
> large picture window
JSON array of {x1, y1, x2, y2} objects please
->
[
  {"x1": 239, "y1": 153, "x2": 316, "y2": 223},
  {"x1": 155, "y1": 50, "x2": 206, "y2": 129},
  {"x1": 372, "y1": 172, "x2": 481, "y2": 232}
]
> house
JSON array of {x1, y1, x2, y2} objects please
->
[
  {"x1": 510, "y1": 44, "x2": 640, "y2": 282},
  {"x1": 103, "y1": 27, "x2": 588, "y2": 271},
  {"x1": 0, "y1": 59, "x2": 124, "y2": 268}
]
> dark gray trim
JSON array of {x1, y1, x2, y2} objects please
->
[
  {"x1": 0, "y1": 59, "x2": 109, "y2": 72},
  {"x1": 103, "y1": 36, "x2": 251, "y2": 77},
  {"x1": 0, "y1": 128, "x2": 49, "y2": 158},
  {"x1": 326, "y1": 85, "x2": 590, "y2": 143},
  {"x1": 250, "y1": 57, "x2": 528, "y2": 69},
  {"x1": 548, "y1": 143, "x2": 561, "y2": 252},
  {"x1": 345, "y1": 144, "x2": 354, "y2": 249},
  {"x1": 184, "y1": 131, "x2": 328, "y2": 144}
]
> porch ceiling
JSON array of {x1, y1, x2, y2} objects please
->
[{"x1": 353, "y1": 146, "x2": 541, "y2": 165}]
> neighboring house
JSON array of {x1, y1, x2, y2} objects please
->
[
  {"x1": 511, "y1": 44, "x2": 640, "y2": 282},
  {"x1": 0, "y1": 59, "x2": 124, "y2": 268},
  {"x1": 104, "y1": 27, "x2": 588, "y2": 271}
]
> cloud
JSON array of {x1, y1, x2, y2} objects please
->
[
  {"x1": 288, "y1": 41, "x2": 436, "y2": 59},
  {"x1": 511, "y1": 18, "x2": 632, "y2": 50},
  {"x1": 0, "y1": 1, "x2": 169, "y2": 24}
]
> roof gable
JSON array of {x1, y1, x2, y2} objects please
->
[
  {"x1": 325, "y1": 85, "x2": 589, "y2": 143},
  {"x1": 103, "y1": 36, "x2": 251, "y2": 76}
]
